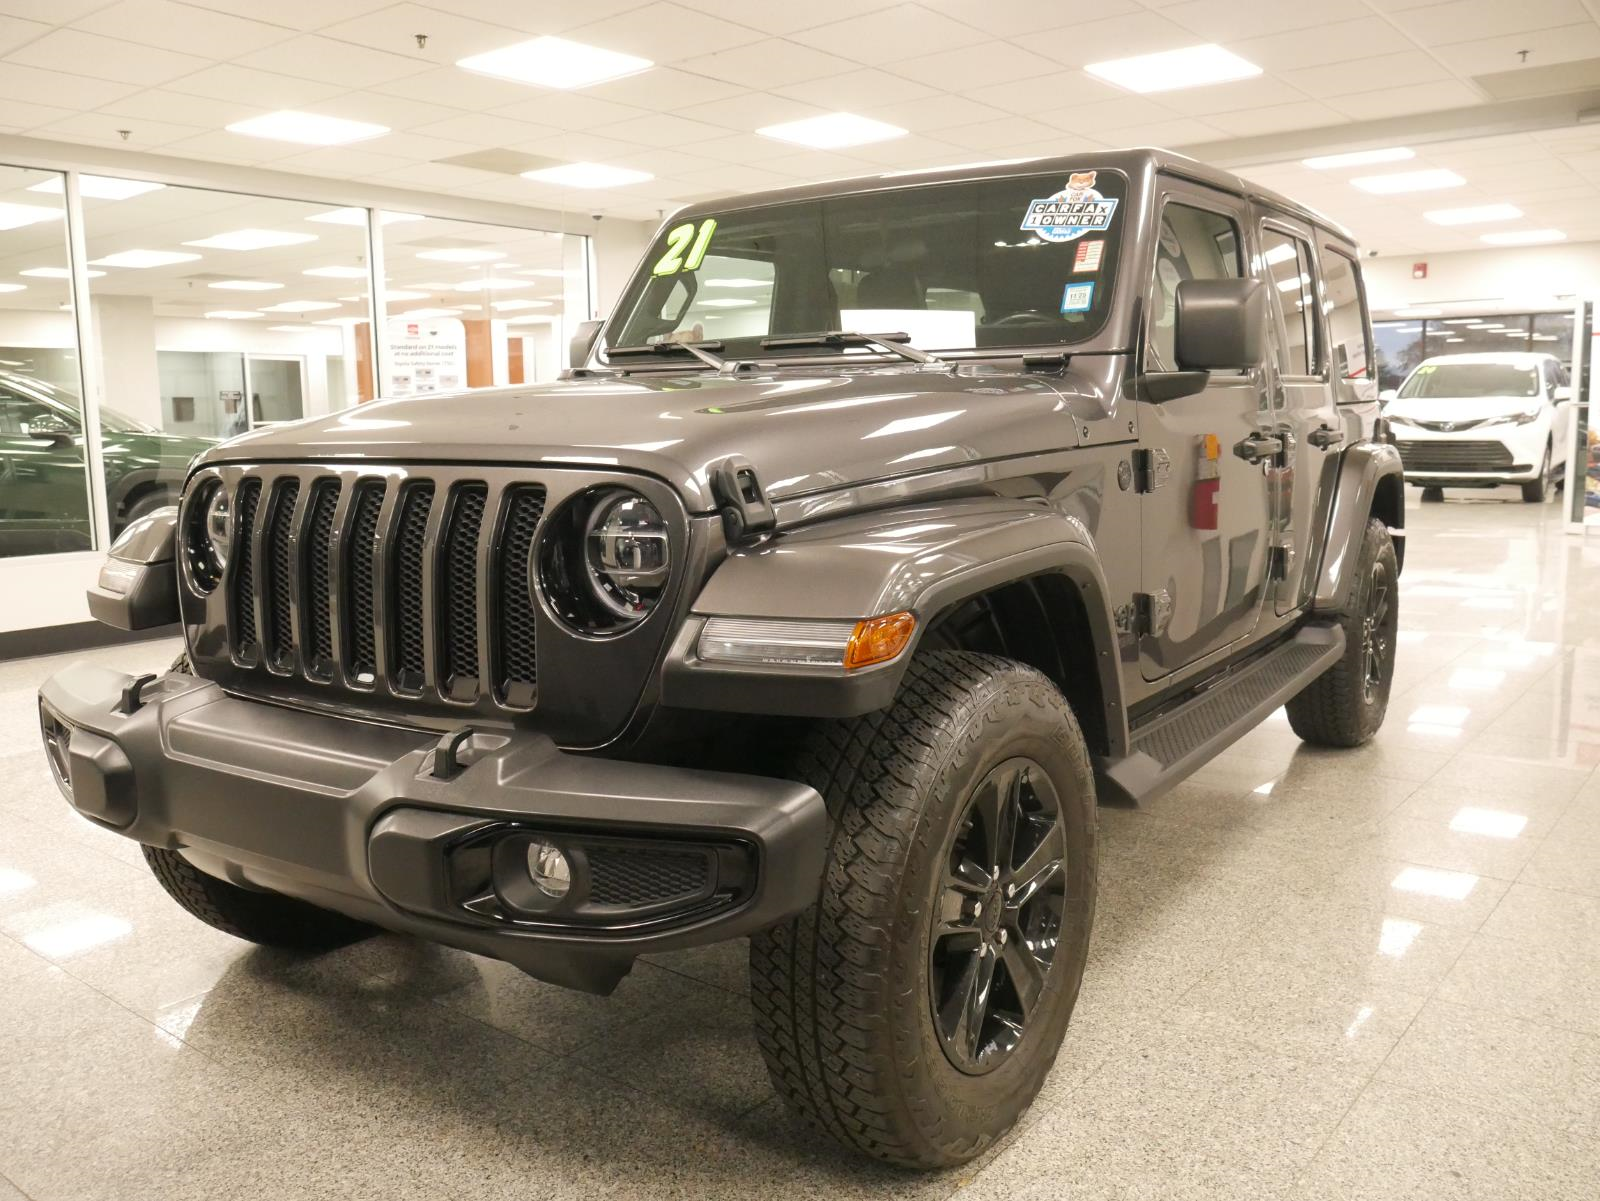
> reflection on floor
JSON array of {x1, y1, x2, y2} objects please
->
[{"x1": 4, "y1": 487, "x2": 1600, "y2": 1200}]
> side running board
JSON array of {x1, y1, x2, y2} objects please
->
[{"x1": 1097, "y1": 622, "x2": 1346, "y2": 806}]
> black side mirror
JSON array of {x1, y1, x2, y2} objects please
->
[
  {"x1": 1174, "y1": 277, "x2": 1266, "y2": 371},
  {"x1": 569, "y1": 319, "x2": 604, "y2": 369},
  {"x1": 24, "y1": 413, "x2": 74, "y2": 445}
]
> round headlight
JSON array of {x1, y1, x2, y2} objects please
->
[
  {"x1": 203, "y1": 487, "x2": 231, "y2": 571},
  {"x1": 183, "y1": 480, "x2": 229, "y2": 593},
  {"x1": 538, "y1": 487, "x2": 671, "y2": 635}
]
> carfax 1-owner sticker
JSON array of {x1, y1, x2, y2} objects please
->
[{"x1": 1021, "y1": 172, "x2": 1118, "y2": 243}]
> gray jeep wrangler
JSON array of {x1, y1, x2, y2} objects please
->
[{"x1": 39, "y1": 149, "x2": 1403, "y2": 1170}]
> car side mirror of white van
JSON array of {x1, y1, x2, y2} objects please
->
[
  {"x1": 1378, "y1": 388, "x2": 1398, "y2": 402},
  {"x1": 1553, "y1": 385, "x2": 1572, "y2": 402}
]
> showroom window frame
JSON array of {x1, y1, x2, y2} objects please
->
[{"x1": 0, "y1": 142, "x2": 595, "y2": 563}]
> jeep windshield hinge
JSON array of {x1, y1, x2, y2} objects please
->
[
  {"x1": 1132, "y1": 448, "x2": 1171, "y2": 493},
  {"x1": 711, "y1": 456, "x2": 776, "y2": 545},
  {"x1": 1119, "y1": 591, "x2": 1173, "y2": 638}
]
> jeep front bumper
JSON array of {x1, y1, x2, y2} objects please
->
[{"x1": 37, "y1": 664, "x2": 826, "y2": 994}]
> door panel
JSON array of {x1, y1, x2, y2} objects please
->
[{"x1": 1137, "y1": 188, "x2": 1276, "y2": 681}]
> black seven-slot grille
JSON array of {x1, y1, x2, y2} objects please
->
[
  {"x1": 218, "y1": 469, "x2": 548, "y2": 709},
  {"x1": 1398, "y1": 440, "x2": 1516, "y2": 472}
]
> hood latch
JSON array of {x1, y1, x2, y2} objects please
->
[{"x1": 711, "y1": 456, "x2": 776, "y2": 545}]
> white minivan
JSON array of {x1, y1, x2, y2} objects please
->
[{"x1": 1383, "y1": 352, "x2": 1573, "y2": 503}]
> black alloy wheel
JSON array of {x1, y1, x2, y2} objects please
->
[
  {"x1": 1360, "y1": 560, "x2": 1394, "y2": 705},
  {"x1": 929, "y1": 756, "x2": 1067, "y2": 1076}
]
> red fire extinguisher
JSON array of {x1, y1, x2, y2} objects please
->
[{"x1": 1191, "y1": 433, "x2": 1220, "y2": 530}]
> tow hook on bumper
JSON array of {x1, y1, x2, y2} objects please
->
[{"x1": 37, "y1": 663, "x2": 827, "y2": 993}]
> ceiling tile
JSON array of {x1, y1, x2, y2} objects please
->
[
  {"x1": 40, "y1": 111, "x2": 204, "y2": 146},
  {"x1": 597, "y1": 112, "x2": 734, "y2": 147},
  {"x1": 1028, "y1": 11, "x2": 1199, "y2": 68},
  {"x1": 409, "y1": 112, "x2": 561, "y2": 147},
  {"x1": 677, "y1": 93, "x2": 827, "y2": 132},
  {"x1": 841, "y1": 132, "x2": 966, "y2": 166},
  {"x1": 566, "y1": 2, "x2": 765, "y2": 63},
  {"x1": 1035, "y1": 96, "x2": 1176, "y2": 136},
  {"x1": 1431, "y1": 23, "x2": 1600, "y2": 75},
  {"x1": 1234, "y1": 18, "x2": 1417, "y2": 71},
  {"x1": 890, "y1": 41, "x2": 1061, "y2": 91},
  {"x1": 672, "y1": 0, "x2": 902, "y2": 34},
  {"x1": 693, "y1": 132, "x2": 805, "y2": 163},
  {"x1": 5, "y1": 27, "x2": 209, "y2": 86},
  {"x1": 0, "y1": 97, "x2": 74, "y2": 128},
  {"x1": 1162, "y1": 0, "x2": 1374, "y2": 41},
  {"x1": 675, "y1": 39, "x2": 858, "y2": 89},
  {"x1": 0, "y1": 12, "x2": 45, "y2": 54},
  {"x1": 72, "y1": 0, "x2": 293, "y2": 57},
  {"x1": 491, "y1": 92, "x2": 649, "y2": 131},
  {"x1": 584, "y1": 66, "x2": 744, "y2": 109},
  {"x1": 1205, "y1": 100, "x2": 1345, "y2": 137},
  {"x1": 165, "y1": 64, "x2": 346, "y2": 108},
  {"x1": 967, "y1": 72, "x2": 1124, "y2": 115},
  {"x1": 369, "y1": 65, "x2": 542, "y2": 111},
  {"x1": 1281, "y1": 51, "x2": 1451, "y2": 98},
  {"x1": 1110, "y1": 118, "x2": 1227, "y2": 146},
  {"x1": 235, "y1": 35, "x2": 432, "y2": 88},
  {"x1": 1327, "y1": 79, "x2": 1486, "y2": 119},
  {"x1": 917, "y1": 0, "x2": 1145, "y2": 37},
  {"x1": 0, "y1": 0, "x2": 115, "y2": 19},
  {"x1": 272, "y1": 145, "x2": 415, "y2": 177},
  {"x1": 1387, "y1": 0, "x2": 1589, "y2": 46},
  {"x1": 773, "y1": 68, "x2": 937, "y2": 110},
  {"x1": 510, "y1": 130, "x2": 652, "y2": 163},
  {"x1": 177, "y1": 0, "x2": 392, "y2": 31},
  {"x1": 790, "y1": 4, "x2": 981, "y2": 65},
  {"x1": 869, "y1": 94, "x2": 1011, "y2": 132},
  {"x1": 352, "y1": 130, "x2": 480, "y2": 163},
  {"x1": 1166, "y1": 75, "x2": 1312, "y2": 117},
  {"x1": 932, "y1": 115, "x2": 1060, "y2": 151},
  {"x1": 0, "y1": 61, "x2": 140, "y2": 108},
  {"x1": 161, "y1": 129, "x2": 306, "y2": 164},
  {"x1": 438, "y1": 0, "x2": 646, "y2": 35},
  {"x1": 318, "y1": 3, "x2": 519, "y2": 62},
  {"x1": 308, "y1": 91, "x2": 462, "y2": 132},
  {"x1": 96, "y1": 88, "x2": 257, "y2": 129},
  {"x1": 758, "y1": 149, "x2": 878, "y2": 179}
]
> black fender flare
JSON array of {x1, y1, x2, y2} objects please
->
[
  {"x1": 1313, "y1": 440, "x2": 1405, "y2": 616},
  {"x1": 661, "y1": 497, "x2": 1128, "y2": 751}
]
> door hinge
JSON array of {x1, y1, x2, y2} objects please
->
[
  {"x1": 1132, "y1": 448, "x2": 1171, "y2": 493},
  {"x1": 1120, "y1": 590, "x2": 1174, "y2": 637}
]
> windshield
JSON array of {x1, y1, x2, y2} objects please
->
[
  {"x1": 606, "y1": 168, "x2": 1129, "y2": 360},
  {"x1": 1398, "y1": 362, "x2": 1540, "y2": 400}
]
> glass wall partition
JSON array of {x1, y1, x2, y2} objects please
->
[{"x1": 1374, "y1": 311, "x2": 1578, "y2": 392}]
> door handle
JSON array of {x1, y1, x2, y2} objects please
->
[
  {"x1": 1233, "y1": 433, "x2": 1284, "y2": 464},
  {"x1": 1308, "y1": 425, "x2": 1345, "y2": 450}
]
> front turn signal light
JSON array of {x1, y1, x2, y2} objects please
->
[{"x1": 844, "y1": 611, "x2": 916, "y2": 670}]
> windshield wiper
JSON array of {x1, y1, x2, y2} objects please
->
[
  {"x1": 607, "y1": 340, "x2": 727, "y2": 370},
  {"x1": 760, "y1": 331, "x2": 940, "y2": 365}
]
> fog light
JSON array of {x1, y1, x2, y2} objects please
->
[{"x1": 527, "y1": 840, "x2": 571, "y2": 899}]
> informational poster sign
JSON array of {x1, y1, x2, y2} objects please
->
[{"x1": 386, "y1": 317, "x2": 466, "y2": 398}]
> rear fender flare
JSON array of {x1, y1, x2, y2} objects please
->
[{"x1": 1314, "y1": 440, "x2": 1405, "y2": 615}]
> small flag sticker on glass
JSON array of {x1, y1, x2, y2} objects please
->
[{"x1": 1074, "y1": 240, "x2": 1104, "y2": 273}]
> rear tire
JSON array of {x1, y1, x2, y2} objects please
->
[
  {"x1": 1522, "y1": 445, "x2": 1552, "y2": 503},
  {"x1": 1286, "y1": 517, "x2": 1398, "y2": 748},
  {"x1": 142, "y1": 845, "x2": 373, "y2": 950},
  {"x1": 749, "y1": 651, "x2": 1097, "y2": 1169}
]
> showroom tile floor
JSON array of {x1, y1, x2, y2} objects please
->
[{"x1": 3, "y1": 488, "x2": 1600, "y2": 1200}]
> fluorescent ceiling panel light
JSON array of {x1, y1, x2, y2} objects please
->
[
  {"x1": 261, "y1": 300, "x2": 341, "y2": 312},
  {"x1": 456, "y1": 36, "x2": 652, "y2": 90},
  {"x1": 416, "y1": 248, "x2": 505, "y2": 263},
  {"x1": 204, "y1": 310, "x2": 262, "y2": 319},
  {"x1": 396, "y1": 307, "x2": 461, "y2": 319},
  {"x1": 89, "y1": 249, "x2": 201, "y2": 269},
  {"x1": 518, "y1": 268, "x2": 579, "y2": 278},
  {"x1": 185, "y1": 229, "x2": 318, "y2": 251},
  {"x1": 697, "y1": 298, "x2": 757, "y2": 308},
  {"x1": 491, "y1": 299, "x2": 552, "y2": 311},
  {"x1": 1391, "y1": 308, "x2": 1442, "y2": 317},
  {"x1": 1449, "y1": 807, "x2": 1528, "y2": 839},
  {"x1": 302, "y1": 265, "x2": 368, "y2": 279},
  {"x1": 209, "y1": 279, "x2": 283, "y2": 291},
  {"x1": 381, "y1": 289, "x2": 427, "y2": 301},
  {"x1": 28, "y1": 175, "x2": 164, "y2": 200},
  {"x1": 226, "y1": 110, "x2": 388, "y2": 146},
  {"x1": 267, "y1": 324, "x2": 316, "y2": 332},
  {"x1": 757, "y1": 112, "x2": 907, "y2": 149},
  {"x1": 21, "y1": 266, "x2": 102, "y2": 278},
  {"x1": 1481, "y1": 228, "x2": 1565, "y2": 245},
  {"x1": 707, "y1": 278, "x2": 771, "y2": 288},
  {"x1": 521, "y1": 162, "x2": 653, "y2": 188},
  {"x1": 313, "y1": 316, "x2": 367, "y2": 326},
  {"x1": 1302, "y1": 147, "x2": 1414, "y2": 170},
  {"x1": 0, "y1": 283, "x2": 25, "y2": 293},
  {"x1": 1425, "y1": 203, "x2": 1522, "y2": 225},
  {"x1": 1351, "y1": 168, "x2": 1465, "y2": 194},
  {"x1": 1084, "y1": 43, "x2": 1261, "y2": 94},
  {"x1": 306, "y1": 207, "x2": 421, "y2": 226},
  {"x1": 0, "y1": 201, "x2": 62, "y2": 230},
  {"x1": 453, "y1": 278, "x2": 531, "y2": 291}
]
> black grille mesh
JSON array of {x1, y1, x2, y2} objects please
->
[
  {"x1": 1399, "y1": 441, "x2": 1515, "y2": 471},
  {"x1": 346, "y1": 483, "x2": 384, "y2": 679},
  {"x1": 497, "y1": 487, "x2": 547, "y2": 695},
  {"x1": 587, "y1": 847, "x2": 709, "y2": 907},
  {"x1": 393, "y1": 484, "x2": 434, "y2": 688},
  {"x1": 441, "y1": 484, "x2": 487, "y2": 684},
  {"x1": 306, "y1": 483, "x2": 339, "y2": 672},
  {"x1": 264, "y1": 480, "x2": 300, "y2": 667},
  {"x1": 230, "y1": 479, "x2": 261, "y2": 650}
]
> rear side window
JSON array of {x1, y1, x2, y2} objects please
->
[
  {"x1": 1321, "y1": 247, "x2": 1371, "y2": 380},
  {"x1": 1147, "y1": 201, "x2": 1243, "y2": 371},
  {"x1": 1261, "y1": 228, "x2": 1319, "y2": 376}
]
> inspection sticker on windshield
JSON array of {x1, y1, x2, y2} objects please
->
[
  {"x1": 1060, "y1": 282, "x2": 1095, "y2": 313},
  {"x1": 1021, "y1": 172, "x2": 1118, "y2": 243},
  {"x1": 1073, "y1": 240, "x2": 1105, "y2": 273}
]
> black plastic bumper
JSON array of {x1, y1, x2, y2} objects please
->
[{"x1": 38, "y1": 664, "x2": 827, "y2": 994}]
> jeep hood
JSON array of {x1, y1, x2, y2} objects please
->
[{"x1": 198, "y1": 364, "x2": 1107, "y2": 512}]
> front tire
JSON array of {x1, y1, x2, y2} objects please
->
[
  {"x1": 1286, "y1": 517, "x2": 1398, "y2": 747},
  {"x1": 749, "y1": 652, "x2": 1097, "y2": 1169},
  {"x1": 1522, "y1": 445, "x2": 1552, "y2": 503},
  {"x1": 1420, "y1": 486, "x2": 1444, "y2": 503}
]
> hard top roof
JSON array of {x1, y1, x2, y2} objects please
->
[
  {"x1": 1418, "y1": 351, "x2": 1562, "y2": 365},
  {"x1": 668, "y1": 146, "x2": 1358, "y2": 248}
]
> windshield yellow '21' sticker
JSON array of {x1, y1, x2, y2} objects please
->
[{"x1": 652, "y1": 219, "x2": 718, "y2": 276}]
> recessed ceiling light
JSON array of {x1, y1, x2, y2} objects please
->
[
  {"x1": 453, "y1": 278, "x2": 531, "y2": 291},
  {"x1": 204, "y1": 310, "x2": 262, "y2": 320},
  {"x1": 456, "y1": 36, "x2": 652, "y2": 90},
  {"x1": 491, "y1": 298, "x2": 553, "y2": 311},
  {"x1": 306, "y1": 207, "x2": 422, "y2": 226},
  {"x1": 89, "y1": 249, "x2": 202, "y2": 269},
  {"x1": 397, "y1": 307, "x2": 462, "y2": 319},
  {"x1": 313, "y1": 316, "x2": 368, "y2": 326},
  {"x1": 697, "y1": 298, "x2": 757, "y2": 308},
  {"x1": 757, "y1": 112, "x2": 907, "y2": 149},
  {"x1": 1302, "y1": 147, "x2": 1414, "y2": 170},
  {"x1": 226, "y1": 111, "x2": 388, "y2": 146},
  {"x1": 1084, "y1": 44, "x2": 1261, "y2": 93},
  {"x1": 302, "y1": 265, "x2": 369, "y2": 279},
  {"x1": 706, "y1": 278, "x2": 771, "y2": 288},
  {"x1": 1391, "y1": 307, "x2": 1443, "y2": 317},
  {"x1": 28, "y1": 175, "x2": 165, "y2": 200},
  {"x1": 518, "y1": 268, "x2": 579, "y2": 278},
  {"x1": 521, "y1": 162, "x2": 653, "y2": 188},
  {"x1": 267, "y1": 324, "x2": 315, "y2": 333},
  {"x1": 1351, "y1": 168, "x2": 1465, "y2": 194},
  {"x1": 184, "y1": 229, "x2": 319, "y2": 251},
  {"x1": 20, "y1": 266, "x2": 102, "y2": 278},
  {"x1": 0, "y1": 283, "x2": 25, "y2": 293},
  {"x1": 416, "y1": 248, "x2": 505, "y2": 263},
  {"x1": 1481, "y1": 228, "x2": 1565, "y2": 245},
  {"x1": 0, "y1": 201, "x2": 62, "y2": 231},
  {"x1": 381, "y1": 289, "x2": 427, "y2": 301},
  {"x1": 1425, "y1": 203, "x2": 1522, "y2": 225},
  {"x1": 261, "y1": 300, "x2": 342, "y2": 312},
  {"x1": 209, "y1": 279, "x2": 284, "y2": 291}
]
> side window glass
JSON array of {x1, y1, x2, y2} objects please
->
[
  {"x1": 1261, "y1": 228, "x2": 1318, "y2": 376},
  {"x1": 1148, "y1": 200, "x2": 1243, "y2": 371},
  {"x1": 1321, "y1": 248, "x2": 1371, "y2": 380}
]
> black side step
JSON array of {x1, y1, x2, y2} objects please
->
[{"x1": 1097, "y1": 622, "x2": 1345, "y2": 805}]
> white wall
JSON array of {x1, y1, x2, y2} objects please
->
[
  {"x1": 1366, "y1": 241, "x2": 1600, "y2": 311},
  {"x1": 591, "y1": 216, "x2": 656, "y2": 317},
  {"x1": 91, "y1": 295, "x2": 161, "y2": 429}
]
